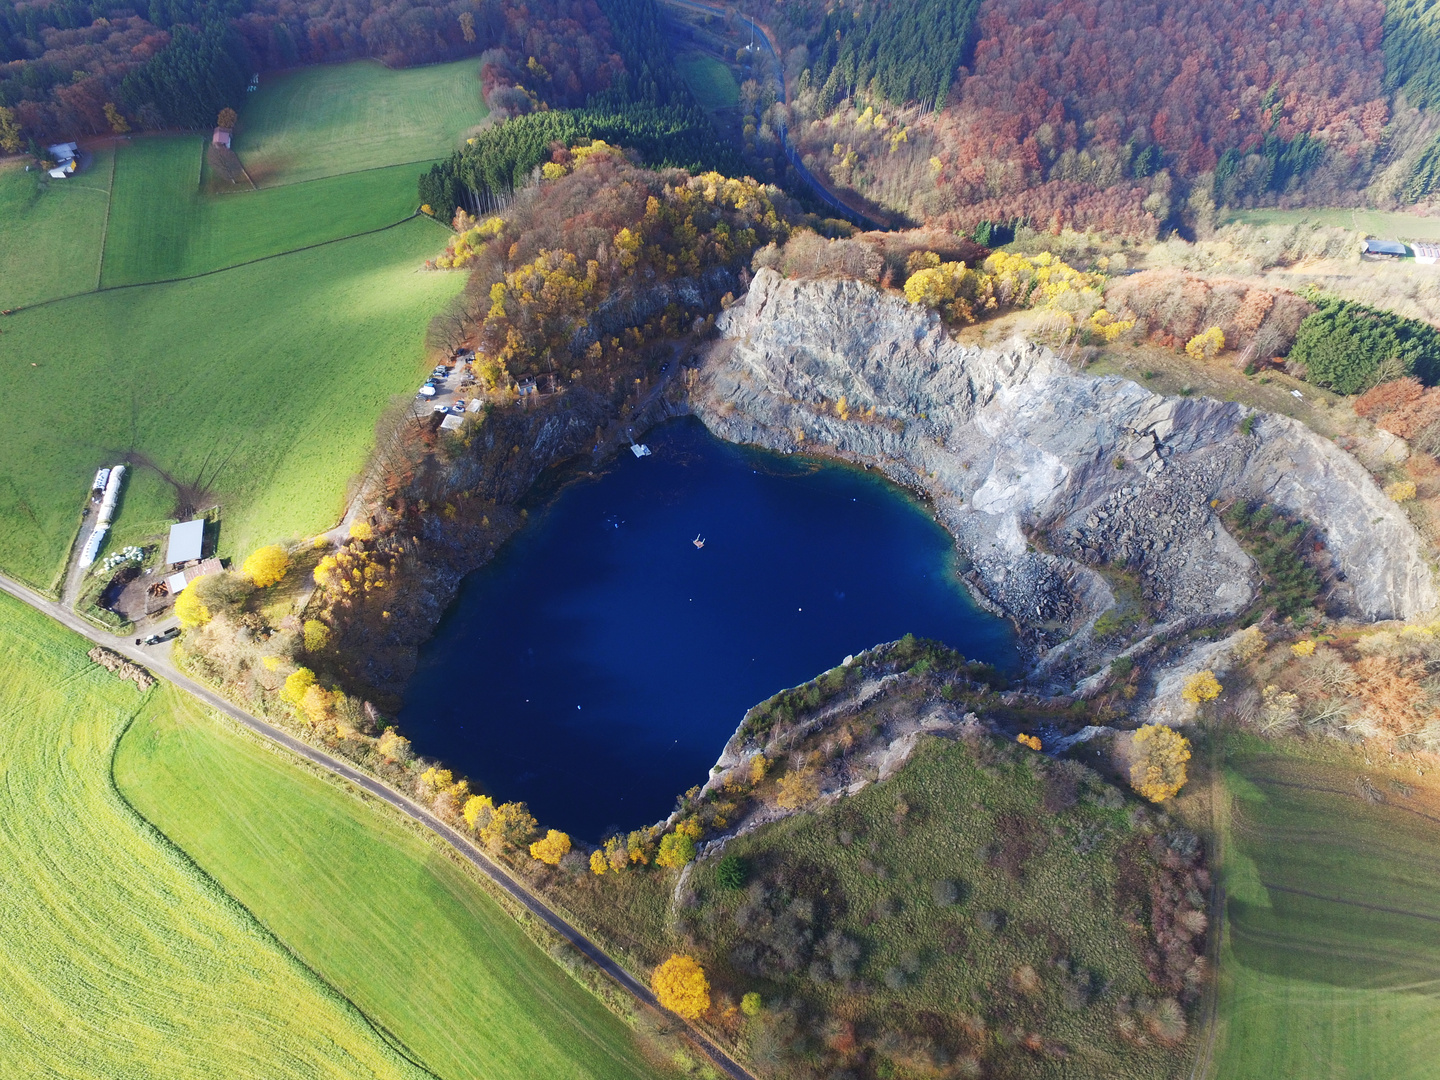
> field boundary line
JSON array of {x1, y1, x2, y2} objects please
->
[
  {"x1": 106, "y1": 710, "x2": 445, "y2": 1078},
  {"x1": 239, "y1": 157, "x2": 450, "y2": 192},
  {"x1": 9, "y1": 212, "x2": 425, "y2": 315},
  {"x1": 0, "y1": 568, "x2": 758, "y2": 1080},
  {"x1": 94, "y1": 147, "x2": 118, "y2": 291}
]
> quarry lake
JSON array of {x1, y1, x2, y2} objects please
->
[{"x1": 398, "y1": 418, "x2": 1015, "y2": 840}]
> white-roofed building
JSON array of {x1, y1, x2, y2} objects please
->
[{"x1": 166, "y1": 519, "x2": 205, "y2": 565}]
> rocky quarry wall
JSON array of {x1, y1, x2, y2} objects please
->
[{"x1": 691, "y1": 268, "x2": 1438, "y2": 681}]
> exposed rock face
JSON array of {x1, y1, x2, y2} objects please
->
[{"x1": 692, "y1": 268, "x2": 1436, "y2": 665}]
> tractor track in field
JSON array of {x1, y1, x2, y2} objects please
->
[{"x1": 0, "y1": 568, "x2": 758, "y2": 1080}]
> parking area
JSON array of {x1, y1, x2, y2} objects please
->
[{"x1": 417, "y1": 350, "x2": 479, "y2": 420}]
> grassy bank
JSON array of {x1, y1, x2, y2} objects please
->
[
  {"x1": 0, "y1": 218, "x2": 461, "y2": 589},
  {"x1": 114, "y1": 669, "x2": 677, "y2": 1080},
  {"x1": 0, "y1": 150, "x2": 112, "y2": 308},
  {"x1": 1213, "y1": 734, "x2": 1440, "y2": 1079},
  {"x1": 234, "y1": 59, "x2": 487, "y2": 186},
  {"x1": 0, "y1": 591, "x2": 431, "y2": 1079}
]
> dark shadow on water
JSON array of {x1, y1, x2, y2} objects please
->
[{"x1": 397, "y1": 417, "x2": 1017, "y2": 840}]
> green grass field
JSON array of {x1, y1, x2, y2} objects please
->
[
  {"x1": 99, "y1": 137, "x2": 429, "y2": 286},
  {"x1": 0, "y1": 591, "x2": 433, "y2": 1079},
  {"x1": 0, "y1": 218, "x2": 461, "y2": 590},
  {"x1": 114, "y1": 673, "x2": 675, "y2": 1080},
  {"x1": 233, "y1": 59, "x2": 487, "y2": 186},
  {"x1": 0, "y1": 151, "x2": 113, "y2": 308},
  {"x1": 1224, "y1": 206, "x2": 1440, "y2": 242},
  {"x1": 1212, "y1": 735, "x2": 1440, "y2": 1079},
  {"x1": 676, "y1": 52, "x2": 739, "y2": 111}
]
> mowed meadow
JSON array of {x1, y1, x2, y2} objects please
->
[
  {"x1": 232, "y1": 59, "x2": 488, "y2": 185},
  {"x1": 1213, "y1": 734, "x2": 1440, "y2": 1079},
  {"x1": 0, "y1": 59, "x2": 485, "y2": 591},
  {"x1": 0, "y1": 150, "x2": 113, "y2": 309},
  {"x1": 0, "y1": 592, "x2": 431, "y2": 1079},
  {"x1": 115, "y1": 673, "x2": 676, "y2": 1080},
  {"x1": 99, "y1": 137, "x2": 429, "y2": 285}
]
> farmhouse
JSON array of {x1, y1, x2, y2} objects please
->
[
  {"x1": 1415, "y1": 243, "x2": 1440, "y2": 266},
  {"x1": 212, "y1": 127, "x2": 232, "y2": 149},
  {"x1": 166, "y1": 519, "x2": 205, "y2": 566},
  {"x1": 46, "y1": 142, "x2": 78, "y2": 179},
  {"x1": 1362, "y1": 237, "x2": 1408, "y2": 258},
  {"x1": 165, "y1": 557, "x2": 222, "y2": 595}
]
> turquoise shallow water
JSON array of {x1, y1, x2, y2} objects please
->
[{"x1": 398, "y1": 418, "x2": 1015, "y2": 840}]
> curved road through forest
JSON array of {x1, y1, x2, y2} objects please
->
[
  {"x1": 0, "y1": 569, "x2": 755, "y2": 1080},
  {"x1": 660, "y1": 0, "x2": 888, "y2": 230}
]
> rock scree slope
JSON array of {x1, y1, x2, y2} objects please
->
[{"x1": 692, "y1": 268, "x2": 1437, "y2": 664}]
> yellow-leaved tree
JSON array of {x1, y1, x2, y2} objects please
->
[
  {"x1": 651, "y1": 954, "x2": 711, "y2": 1019},
  {"x1": 479, "y1": 801, "x2": 537, "y2": 851},
  {"x1": 462, "y1": 793, "x2": 494, "y2": 832},
  {"x1": 655, "y1": 831, "x2": 696, "y2": 868},
  {"x1": 377, "y1": 729, "x2": 412, "y2": 762},
  {"x1": 589, "y1": 849, "x2": 608, "y2": 875},
  {"x1": 174, "y1": 585, "x2": 211, "y2": 628},
  {"x1": 280, "y1": 667, "x2": 316, "y2": 709},
  {"x1": 530, "y1": 829, "x2": 572, "y2": 865},
  {"x1": 303, "y1": 619, "x2": 332, "y2": 653},
  {"x1": 776, "y1": 764, "x2": 819, "y2": 809},
  {"x1": 1185, "y1": 326, "x2": 1225, "y2": 361},
  {"x1": 1129, "y1": 724, "x2": 1192, "y2": 803},
  {"x1": 242, "y1": 545, "x2": 291, "y2": 588},
  {"x1": 1181, "y1": 670, "x2": 1222, "y2": 704}
]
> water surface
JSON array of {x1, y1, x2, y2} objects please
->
[{"x1": 399, "y1": 418, "x2": 1014, "y2": 840}]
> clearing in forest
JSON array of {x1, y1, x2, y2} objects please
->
[
  {"x1": 114, "y1": 673, "x2": 675, "y2": 1080},
  {"x1": 0, "y1": 592, "x2": 431, "y2": 1080},
  {"x1": 1213, "y1": 734, "x2": 1440, "y2": 1079},
  {"x1": 676, "y1": 52, "x2": 740, "y2": 111},
  {"x1": 0, "y1": 219, "x2": 462, "y2": 592},
  {"x1": 99, "y1": 137, "x2": 429, "y2": 286},
  {"x1": 0, "y1": 150, "x2": 113, "y2": 309},
  {"x1": 232, "y1": 59, "x2": 488, "y2": 186}
]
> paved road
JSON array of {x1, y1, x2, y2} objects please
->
[
  {"x1": 0, "y1": 569, "x2": 755, "y2": 1080},
  {"x1": 660, "y1": 0, "x2": 887, "y2": 230}
]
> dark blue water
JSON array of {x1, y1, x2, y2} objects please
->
[{"x1": 398, "y1": 418, "x2": 1014, "y2": 840}]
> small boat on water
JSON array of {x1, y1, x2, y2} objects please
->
[{"x1": 692, "y1": 534, "x2": 705, "y2": 549}]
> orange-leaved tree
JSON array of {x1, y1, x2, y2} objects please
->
[
  {"x1": 217, "y1": 107, "x2": 237, "y2": 130},
  {"x1": 242, "y1": 545, "x2": 291, "y2": 588},
  {"x1": 651, "y1": 954, "x2": 710, "y2": 1019},
  {"x1": 530, "y1": 829, "x2": 572, "y2": 865},
  {"x1": 1128, "y1": 724, "x2": 1192, "y2": 803}
]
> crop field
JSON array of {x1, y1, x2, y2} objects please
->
[
  {"x1": 233, "y1": 59, "x2": 488, "y2": 186},
  {"x1": 99, "y1": 138, "x2": 428, "y2": 286},
  {"x1": 676, "y1": 52, "x2": 740, "y2": 111},
  {"x1": 0, "y1": 592, "x2": 433, "y2": 1079},
  {"x1": 0, "y1": 218, "x2": 461, "y2": 591},
  {"x1": 115, "y1": 683, "x2": 676, "y2": 1080},
  {"x1": 1224, "y1": 206, "x2": 1440, "y2": 242},
  {"x1": 0, "y1": 150, "x2": 113, "y2": 308},
  {"x1": 1212, "y1": 734, "x2": 1440, "y2": 1079}
]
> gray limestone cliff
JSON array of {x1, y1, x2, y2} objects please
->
[{"x1": 691, "y1": 268, "x2": 1437, "y2": 671}]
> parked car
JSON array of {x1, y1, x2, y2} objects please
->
[{"x1": 143, "y1": 627, "x2": 179, "y2": 646}]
